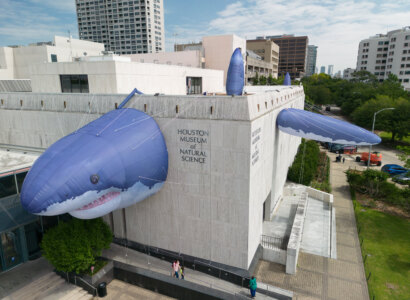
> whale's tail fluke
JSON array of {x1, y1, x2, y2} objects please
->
[{"x1": 118, "y1": 88, "x2": 144, "y2": 109}]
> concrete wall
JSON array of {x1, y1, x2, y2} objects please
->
[
  {"x1": 0, "y1": 36, "x2": 104, "y2": 80},
  {"x1": 0, "y1": 86, "x2": 304, "y2": 269},
  {"x1": 127, "y1": 51, "x2": 202, "y2": 68},
  {"x1": 0, "y1": 48, "x2": 14, "y2": 80},
  {"x1": 203, "y1": 35, "x2": 246, "y2": 85},
  {"x1": 30, "y1": 60, "x2": 224, "y2": 95}
]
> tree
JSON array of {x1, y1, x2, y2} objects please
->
[
  {"x1": 259, "y1": 75, "x2": 267, "y2": 85},
  {"x1": 352, "y1": 95, "x2": 410, "y2": 142},
  {"x1": 377, "y1": 74, "x2": 409, "y2": 100},
  {"x1": 41, "y1": 218, "x2": 112, "y2": 274},
  {"x1": 252, "y1": 72, "x2": 259, "y2": 85},
  {"x1": 267, "y1": 74, "x2": 274, "y2": 85},
  {"x1": 397, "y1": 146, "x2": 410, "y2": 168},
  {"x1": 351, "y1": 71, "x2": 378, "y2": 85},
  {"x1": 304, "y1": 85, "x2": 333, "y2": 105}
]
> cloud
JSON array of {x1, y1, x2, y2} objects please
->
[
  {"x1": 169, "y1": 0, "x2": 410, "y2": 73},
  {"x1": 0, "y1": 0, "x2": 77, "y2": 46}
]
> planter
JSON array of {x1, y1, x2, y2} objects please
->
[{"x1": 82, "y1": 259, "x2": 114, "y2": 286}]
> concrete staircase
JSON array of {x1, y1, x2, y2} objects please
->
[{"x1": 4, "y1": 271, "x2": 93, "y2": 300}]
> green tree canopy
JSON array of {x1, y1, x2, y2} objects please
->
[
  {"x1": 352, "y1": 95, "x2": 410, "y2": 142},
  {"x1": 41, "y1": 218, "x2": 112, "y2": 274}
]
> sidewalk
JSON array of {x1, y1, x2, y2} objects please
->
[
  {"x1": 254, "y1": 152, "x2": 370, "y2": 300},
  {"x1": 102, "y1": 243, "x2": 282, "y2": 299}
]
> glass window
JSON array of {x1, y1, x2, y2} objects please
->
[
  {"x1": 186, "y1": 77, "x2": 202, "y2": 94},
  {"x1": 51, "y1": 54, "x2": 57, "y2": 62},
  {"x1": 0, "y1": 175, "x2": 17, "y2": 198},
  {"x1": 60, "y1": 75, "x2": 89, "y2": 93}
]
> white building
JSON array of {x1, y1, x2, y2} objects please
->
[
  {"x1": 356, "y1": 26, "x2": 410, "y2": 90},
  {"x1": 75, "y1": 0, "x2": 165, "y2": 54},
  {"x1": 130, "y1": 34, "x2": 247, "y2": 86},
  {"x1": 30, "y1": 54, "x2": 223, "y2": 95},
  {"x1": 0, "y1": 86, "x2": 304, "y2": 271},
  {"x1": 0, "y1": 36, "x2": 104, "y2": 81},
  {"x1": 343, "y1": 68, "x2": 355, "y2": 80}
]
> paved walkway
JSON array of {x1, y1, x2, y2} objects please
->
[
  {"x1": 255, "y1": 152, "x2": 369, "y2": 300},
  {"x1": 105, "y1": 279, "x2": 175, "y2": 300},
  {"x1": 103, "y1": 243, "x2": 278, "y2": 299},
  {"x1": 300, "y1": 197, "x2": 331, "y2": 258}
]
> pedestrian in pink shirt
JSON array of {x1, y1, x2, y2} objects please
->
[{"x1": 172, "y1": 260, "x2": 180, "y2": 279}]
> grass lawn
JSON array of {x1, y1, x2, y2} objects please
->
[
  {"x1": 352, "y1": 191, "x2": 410, "y2": 300},
  {"x1": 379, "y1": 132, "x2": 410, "y2": 145}
]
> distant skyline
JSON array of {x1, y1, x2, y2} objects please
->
[{"x1": 0, "y1": 0, "x2": 409, "y2": 73}]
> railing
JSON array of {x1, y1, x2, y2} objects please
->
[
  {"x1": 75, "y1": 275, "x2": 98, "y2": 297},
  {"x1": 58, "y1": 271, "x2": 97, "y2": 297},
  {"x1": 260, "y1": 235, "x2": 289, "y2": 250}
]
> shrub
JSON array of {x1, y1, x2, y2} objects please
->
[
  {"x1": 287, "y1": 139, "x2": 320, "y2": 185},
  {"x1": 346, "y1": 169, "x2": 410, "y2": 212},
  {"x1": 41, "y1": 218, "x2": 112, "y2": 274}
]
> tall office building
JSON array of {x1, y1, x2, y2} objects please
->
[
  {"x1": 327, "y1": 65, "x2": 334, "y2": 76},
  {"x1": 257, "y1": 34, "x2": 309, "y2": 79},
  {"x1": 306, "y1": 45, "x2": 318, "y2": 76},
  {"x1": 356, "y1": 26, "x2": 410, "y2": 90},
  {"x1": 320, "y1": 66, "x2": 326, "y2": 73},
  {"x1": 75, "y1": 0, "x2": 164, "y2": 55}
]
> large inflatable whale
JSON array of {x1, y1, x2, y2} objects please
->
[{"x1": 20, "y1": 99, "x2": 168, "y2": 219}]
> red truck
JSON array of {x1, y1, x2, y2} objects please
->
[{"x1": 356, "y1": 152, "x2": 382, "y2": 166}]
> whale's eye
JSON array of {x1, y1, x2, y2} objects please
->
[{"x1": 90, "y1": 174, "x2": 99, "y2": 184}]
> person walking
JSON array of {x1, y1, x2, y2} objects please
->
[
  {"x1": 173, "y1": 260, "x2": 180, "y2": 279},
  {"x1": 180, "y1": 266, "x2": 185, "y2": 280},
  {"x1": 249, "y1": 276, "x2": 257, "y2": 298}
]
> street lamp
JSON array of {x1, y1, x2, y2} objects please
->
[{"x1": 367, "y1": 107, "x2": 395, "y2": 169}]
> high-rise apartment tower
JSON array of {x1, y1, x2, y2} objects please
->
[
  {"x1": 356, "y1": 26, "x2": 410, "y2": 90},
  {"x1": 75, "y1": 0, "x2": 164, "y2": 55}
]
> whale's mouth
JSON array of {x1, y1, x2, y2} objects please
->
[{"x1": 77, "y1": 191, "x2": 121, "y2": 211}]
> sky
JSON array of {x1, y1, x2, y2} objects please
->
[{"x1": 0, "y1": 0, "x2": 409, "y2": 73}]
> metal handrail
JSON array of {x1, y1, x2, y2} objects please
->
[
  {"x1": 260, "y1": 234, "x2": 289, "y2": 250},
  {"x1": 74, "y1": 275, "x2": 98, "y2": 296}
]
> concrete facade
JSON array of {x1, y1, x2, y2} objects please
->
[
  {"x1": 343, "y1": 68, "x2": 355, "y2": 80},
  {"x1": 246, "y1": 39, "x2": 280, "y2": 80},
  {"x1": 202, "y1": 35, "x2": 246, "y2": 85},
  {"x1": 0, "y1": 36, "x2": 104, "y2": 80},
  {"x1": 356, "y1": 26, "x2": 410, "y2": 90},
  {"x1": 30, "y1": 57, "x2": 223, "y2": 95},
  {"x1": 127, "y1": 50, "x2": 203, "y2": 68},
  {"x1": 0, "y1": 86, "x2": 304, "y2": 270}
]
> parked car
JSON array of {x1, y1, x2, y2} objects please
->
[
  {"x1": 392, "y1": 171, "x2": 410, "y2": 185},
  {"x1": 381, "y1": 164, "x2": 408, "y2": 175}
]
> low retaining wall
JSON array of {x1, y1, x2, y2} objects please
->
[
  {"x1": 306, "y1": 187, "x2": 333, "y2": 203},
  {"x1": 262, "y1": 248, "x2": 287, "y2": 265},
  {"x1": 286, "y1": 192, "x2": 308, "y2": 274}
]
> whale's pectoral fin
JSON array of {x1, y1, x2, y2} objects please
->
[{"x1": 277, "y1": 108, "x2": 381, "y2": 146}]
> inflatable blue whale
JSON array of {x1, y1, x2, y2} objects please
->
[{"x1": 20, "y1": 104, "x2": 168, "y2": 219}]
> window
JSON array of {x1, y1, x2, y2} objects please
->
[
  {"x1": 406, "y1": 35, "x2": 410, "y2": 40},
  {"x1": 378, "y1": 41, "x2": 384, "y2": 45},
  {"x1": 0, "y1": 175, "x2": 17, "y2": 198},
  {"x1": 51, "y1": 54, "x2": 57, "y2": 62},
  {"x1": 404, "y1": 79, "x2": 409, "y2": 83},
  {"x1": 186, "y1": 77, "x2": 202, "y2": 94},
  {"x1": 60, "y1": 75, "x2": 89, "y2": 93}
]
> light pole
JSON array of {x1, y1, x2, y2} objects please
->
[{"x1": 367, "y1": 107, "x2": 395, "y2": 169}]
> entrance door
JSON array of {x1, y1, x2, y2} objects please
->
[{"x1": 0, "y1": 229, "x2": 21, "y2": 270}]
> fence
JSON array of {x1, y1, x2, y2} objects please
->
[{"x1": 260, "y1": 234, "x2": 289, "y2": 250}]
